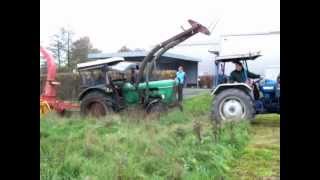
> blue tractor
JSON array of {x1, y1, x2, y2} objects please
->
[{"x1": 211, "y1": 52, "x2": 280, "y2": 122}]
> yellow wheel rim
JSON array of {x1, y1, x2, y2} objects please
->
[{"x1": 40, "y1": 100, "x2": 51, "y2": 118}]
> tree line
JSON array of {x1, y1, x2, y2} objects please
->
[
  {"x1": 43, "y1": 28, "x2": 146, "y2": 73},
  {"x1": 43, "y1": 28, "x2": 101, "y2": 72}
]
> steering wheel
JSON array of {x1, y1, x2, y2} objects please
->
[{"x1": 253, "y1": 78, "x2": 262, "y2": 84}]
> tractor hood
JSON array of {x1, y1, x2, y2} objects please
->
[
  {"x1": 138, "y1": 79, "x2": 176, "y2": 89},
  {"x1": 122, "y1": 80, "x2": 176, "y2": 90}
]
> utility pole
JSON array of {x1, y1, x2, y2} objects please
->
[{"x1": 67, "y1": 31, "x2": 70, "y2": 67}]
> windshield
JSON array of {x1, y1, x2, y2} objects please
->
[
  {"x1": 79, "y1": 69, "x2": 105, "y2": 87},
  {"x1": 264, "y1": 67, "x2": 279, "y2": 80},
  {"x1": 110, "y1": 61, "x2": 137, "y2": 72}
]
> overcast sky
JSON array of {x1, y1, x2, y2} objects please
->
[{"x1": 40, "y1": 0, "x2": 280, "y2": 52}]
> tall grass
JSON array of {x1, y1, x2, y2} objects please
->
[{"x1": 40, "y1": 94, "x2": 250, "y2": 180}]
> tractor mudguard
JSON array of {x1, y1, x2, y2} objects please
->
[
  {"x1": 145, "y1": 98, "x2": 162, "y2": 109},
  {"x1": 78, "y1": 86, "x2": 111, "y2": 101},
  {"x1": 211, "y1": 83, "x2": 253, "y2": 97}
]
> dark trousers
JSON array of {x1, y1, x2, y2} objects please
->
[{"x1": 178, "y1": 84, "x2": 183, "y2": 102}]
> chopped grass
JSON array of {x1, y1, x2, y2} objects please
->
[{"x1": 229, "y1": 114, "x2": 280, "y2": 179}]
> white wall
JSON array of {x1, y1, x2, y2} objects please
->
[
  {"x1": 219, "y1": 33, "x2": 280, "y2": 75},
  {"x1": 164, "y1": 32, "x2": 280, "y2": 76},
  {"x1": 169, "y1": 45, "x2": 217, "y2": 76}
]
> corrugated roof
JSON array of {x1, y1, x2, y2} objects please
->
[{"x1": 88, "y1": 50, "x2": 201, "y2": 62}]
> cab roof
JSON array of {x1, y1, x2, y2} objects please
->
[
  {"x1": 215, "y1": 52, "x2": 261, "y2": 62},
  {"x1": 77, "y1": 57, "x2": 124, "y2": 70},
  {"x1": 109, "y1": 61, "x2": 138, "y2": 72}
]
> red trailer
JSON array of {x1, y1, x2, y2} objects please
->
[{"x1": 40, "y1": 47, "x2": 79, "y2": 117}]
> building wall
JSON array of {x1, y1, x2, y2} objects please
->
[
  {"x1": 219, "y1": 33, "x2": 280, "y2": 75},
  {"x1": 123, "y1": 57, "x2": 198, "y2": 85},
  {"x1": 157, "y1": 60, "x2": 198, "y2": 85}
]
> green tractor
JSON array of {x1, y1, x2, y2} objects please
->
[{"x1": 76, "y1": 20, "x2": 210, "y2": 117}]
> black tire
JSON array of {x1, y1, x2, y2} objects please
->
[
  {"x1": 211, "y1": 88, "x2": 255, "y2": 123},
  {"x1": 146, "y1": 101, "x2": 168, "y2": 114},
  {"x1": 80, "y1": 91, "x2": 113, "y2": 118}
]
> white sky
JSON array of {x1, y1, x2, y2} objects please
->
[{"x1": 40, "y1": 0, "x2": 280, "y2": 52}]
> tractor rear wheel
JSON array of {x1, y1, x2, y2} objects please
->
[
  {"x1": 211, "y1": 88, "x2": 255, "y2": 123},
  {"x1": 80, "y1": 92, "x2": 113, "y2": 118}
]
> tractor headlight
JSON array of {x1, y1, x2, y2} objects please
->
[
  {"x1": 262, "y1": 86, "x2": 274, "y2": 90},
  {"x1": 161, "y1": 94, "x2": 165, "y2": 99}
]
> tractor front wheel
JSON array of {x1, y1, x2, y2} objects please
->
[
  {"x1": 211, "y1": 89, "x2": 255, "y2": 123},
  {"x1": 146, "y1": 101, "x2": 168, "y2": 114}
]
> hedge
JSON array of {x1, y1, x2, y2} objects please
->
[{"x1": 40, "y1": 73, "x2": 81, "y2": 101}]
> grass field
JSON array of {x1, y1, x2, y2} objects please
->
[
  {"x1": 40, "y1": 94, "x2": 279, "y2": 180},
  {"x1": 229, "y1": 114, "x2": 280, "y2": 179}
]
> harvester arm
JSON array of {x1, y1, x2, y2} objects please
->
[{"x1": 136, "y1": 19, "x2": 210, "y2": 85}]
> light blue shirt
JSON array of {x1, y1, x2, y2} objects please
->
[{"x1": 176, "y1": 71, "x2": 186, "y2": 84}]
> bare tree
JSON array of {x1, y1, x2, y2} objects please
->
[
  {"x1": 64, "y1": 29, "x2": 74, "y2": 67},
  {"x1": 70, "y1": 36, "x2": 101, "y2": 69},
  {"x1": 48, "y1": 28, "x2": 74, "y2": 68},
  {"x1": 118, "y1": 46, "x2": 132, "y2": 52},
  {"x1": 48, "y1": 34, "x2": 63, "y2": 67}
]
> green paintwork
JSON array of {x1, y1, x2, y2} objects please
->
[{"x1": 122, "y1": 80, "x2": 177, "y2": 104}]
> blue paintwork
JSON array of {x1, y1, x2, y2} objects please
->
[{"x1": 257, "y1": 78, "x2": 280, "y2": 113}]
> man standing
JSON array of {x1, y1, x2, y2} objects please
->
[{"x1": 176, "y1": 66, "x2": 186, "y2": 102}]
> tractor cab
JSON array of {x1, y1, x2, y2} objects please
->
[
  {"x1": 77, "y1": 57, "x2": 140, "y2": 110},
  {"x1": 213, "y1": 52, "x2": 261, "y2": 87},
  {"x1": 211, "y1": 52, "x2": 280, "y2": 123},
  {"x1": 77, "y1": 57, "x2": 126, "y2": 88},
  {"x1": 77, "y1": 57, "x2": 142, "y2": 94}
]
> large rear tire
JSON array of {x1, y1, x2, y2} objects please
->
[
  {"x1": 211, "y1": 88, "x2": 255, "y2": 123},
  {"x1": 80, "y1": 92, "x2": 113, "y2": 118}
]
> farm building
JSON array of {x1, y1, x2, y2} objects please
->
[{"x1": 88, "y1": 50, "x2": 201, "y2": 86}]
